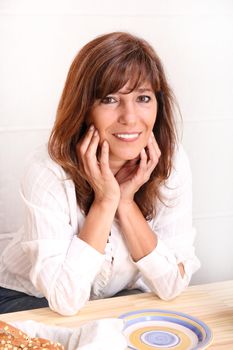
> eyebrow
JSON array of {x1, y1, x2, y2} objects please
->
[
  {"x1": 118, "y1": 87, "x2": 153, "y2": 94},
  {"x1": 135, "y1": 88, "x2": 153, "y2": 93}
]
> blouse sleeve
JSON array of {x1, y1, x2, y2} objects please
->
[
  {"x1": 134, "y1": 144, "x2": 200, "y2": 300},
  {"x1": 19, "y1": 155, "x2": 105, "y2": 315}
]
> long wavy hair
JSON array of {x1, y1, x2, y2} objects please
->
[{"x1": 48, "y1": 32, "x2": 178, "y2": 220}]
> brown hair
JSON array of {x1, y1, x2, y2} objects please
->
[{"x1": 48, "y1": 32, "x2": 178, "y2": 220}]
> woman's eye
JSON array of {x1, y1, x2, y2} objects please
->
[
  {"x1": 100, "y1": 96, "x2": 116, "y2": 104},
  {"x1": 137, "y1": 95, "x2": 151, "y2": 103}
]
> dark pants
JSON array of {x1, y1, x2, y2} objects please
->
[
  {"x1": 113, "y1": 288, "x2": 142, "y2": 297},
  {"x1": 0, "y1": 287, "x2": 141, "y2": 314},
  {"x1": 0, "y1": 287, "x2": 48, "y2": 314}
]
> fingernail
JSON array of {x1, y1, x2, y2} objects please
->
[
  {"x1": 89, "y1": 125, "x2": 94, "y2": 131},
  {"x1": 94, "y1": 129, "x2": 98, "y2": 136}
]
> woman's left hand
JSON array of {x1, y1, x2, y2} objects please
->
[{"x1": 115, "y1": 132, "x2": 161, "y2": 203}]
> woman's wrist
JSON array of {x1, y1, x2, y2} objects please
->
[
  {"x1": 94, "y1": 196, "x2": 120, "y2": 211},
  {"x1": 117, "y1": 199, "x2": 136, "y2": 218}
]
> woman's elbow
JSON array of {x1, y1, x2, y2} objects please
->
[
  {"x1": 48, "y1": 287, "x2": 90, "y2": 316},
  {"x1": 156, "y1": 291, "x2": 178, "y2": 301},
  {"x1": 152, "y1": 278, "x2": 188, "y2": 301},
  {"x1": 48, "y1": 297, "x2": 87, "y2": 316},
  {"x1": 50, "y1": 305, "x2": 81, "y2": 316}
]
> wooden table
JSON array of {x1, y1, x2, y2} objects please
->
[{"x1": 1, "y1": 280, "x2": 233, "y2": 349}]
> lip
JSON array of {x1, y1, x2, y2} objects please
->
[{"x1": 113, "y1": 132, "x2": 142, "y2": 142}]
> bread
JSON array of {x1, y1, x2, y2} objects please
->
[{"x1": 0, "y1": 320, "x2": 64, "y2": 349}]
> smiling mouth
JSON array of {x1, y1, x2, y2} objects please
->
[{"x1": 113, "y1": 132, "x2": 141, "y2": 141}]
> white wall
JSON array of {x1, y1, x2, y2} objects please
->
[{"x1": 1, "y1": 0, "x2": 233, "y2": 284}]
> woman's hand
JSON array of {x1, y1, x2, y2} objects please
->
[
  {"x1": 115, "y1": 132, "x2": 161, "y2": 204},
  {"x1": 76, "y1": 125, "x2": 120, "y2": 205}
]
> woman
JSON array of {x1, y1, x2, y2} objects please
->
[{"x1": 0, "y1": 32, "x2": 200, "y2": 315}]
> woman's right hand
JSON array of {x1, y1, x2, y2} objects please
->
[{"x1": 76, "y1": 125, "x2": 120, "y2": 205}]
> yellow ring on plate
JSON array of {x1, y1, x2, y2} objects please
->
[{"x1": 129, "y1": 325, "x2": 192, "y2": 350}]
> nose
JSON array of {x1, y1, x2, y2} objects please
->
[{"x1": 118, "y1": 101, "x2": 137, "y2": 126}]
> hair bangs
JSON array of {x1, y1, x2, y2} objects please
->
[{"x1": 94, "y1": 51, "x2": 160, "y2": 100}]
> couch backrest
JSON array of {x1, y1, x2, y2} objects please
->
[{"x1": 0, "y1": 129, "x2": 50, "y2": 238}]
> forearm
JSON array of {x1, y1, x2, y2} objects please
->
[
  {"x1": 117, "y1": 201, "x2": 157, "y2": 261},
  {"x1": 78, "y1": 199, "x2": 118, "y2": 253},
  {"x1": 117, "y1": 200, "x2": 185, "y2": 277}
]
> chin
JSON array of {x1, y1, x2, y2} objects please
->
[{"x1": 115, "y1": 151, "x2": 141, "y2": 161}]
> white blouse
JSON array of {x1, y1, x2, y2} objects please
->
[{"x1": 0, "y1": 143, "x2": 200, "y2": 315}]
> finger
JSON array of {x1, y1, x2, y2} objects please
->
[
  {"x1": 139, "y1": 148, "x2": 148, "y2": 170},
  {"x1": 81, "y1": 130, "x2": 100, "y2": 178},
  {"x1": 147, "y1": 134, "x2": 160, "y2": 168},
  {"x1": 99, "y1": 140, "x2": 112, "y2": 176},
  {"x1": 83, "y1": 129, "x2": 101, "y2": 175},
  {"x1": 133, "y1": 149, "x2": 148, "y2": 181},
  {"x1": 146, "y1": 135, "x2": 157, "y2": 165},
  {"x1": 78, "y1": 125, "x2": 95, "y2": 156},
  {"x1": 151, "y1": 132, "x2": 161, "y2": 158},
  {"x1": 76, "y1": 126, "x2": 95, "y2": 173}
]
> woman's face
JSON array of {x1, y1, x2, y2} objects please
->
[{"x1": 88, "y1": 81, "x2": 157, "y2": 168}]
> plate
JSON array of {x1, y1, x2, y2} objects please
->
[{"x1": 119, "y1": 309, "x2": 213, "y2": 350}]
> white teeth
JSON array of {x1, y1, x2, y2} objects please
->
[{"x1": 115, "y1": 133, "x2": 139, "y2": 139}]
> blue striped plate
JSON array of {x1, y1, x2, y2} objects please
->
[{"x1": 119, "y1": 309, "x2": 213, "y2": 350}]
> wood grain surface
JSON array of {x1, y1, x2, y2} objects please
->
[{"x1": 1, "y1": 280, "x2": 233, "y2": 349}]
